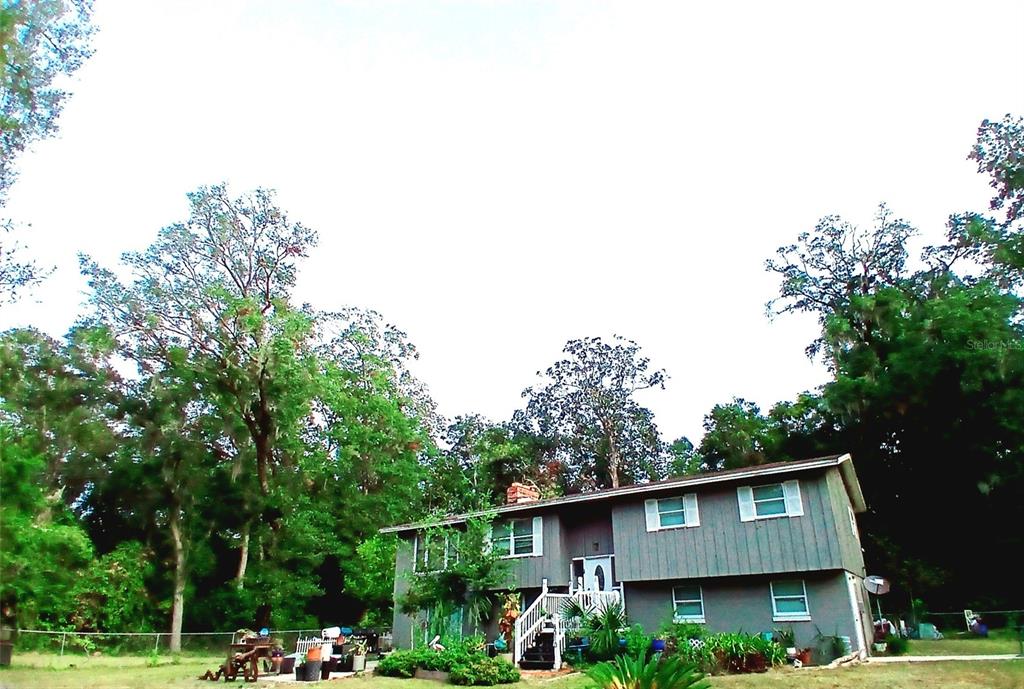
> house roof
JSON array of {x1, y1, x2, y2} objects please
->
[{"x1": 380, "y1": 453, "x2": 866, "y2": 534}]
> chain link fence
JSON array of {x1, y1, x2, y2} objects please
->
[
  {"x1": 12, "y1": 628, "x2": 323, "y2": 657},
  {"x1": 919, "y1": 610, "x2": 1023, "y2": 634}
]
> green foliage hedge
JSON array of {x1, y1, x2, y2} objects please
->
[
  {"x1": 449, "y1": 656, "x2": 520, "y2": 685},
  {"x1": 376, "y1": 647, "x2": 519, "y2": 685}
]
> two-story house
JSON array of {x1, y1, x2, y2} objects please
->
[{"x1": 382, "y1": 453, "x2": 872, "y2": 666}]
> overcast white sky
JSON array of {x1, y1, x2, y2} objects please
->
[{"x1": 2, "y1": 0, "x2": 1023, "y2": 443}]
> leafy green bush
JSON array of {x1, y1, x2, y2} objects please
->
[
  {"x1": 885, "y1": 634, "x2": 909, "y2": 655},
  {"x1": 376, "y1": 644, "x2": 520, "y2": 684},
  {"x1": 747, "y1": 634, "x2": 785, "y2": 666},
  {"x1": 376, "y1": 650, "x2": 424, "y2": 677},
  {"x1": 624, "y1": 624, "x2": 652, "y2": 659},
  {"x1": 586, "y1": 652, "x2": 709, "y2": 689},
  {"x1": 449, "y1": 656, "x2": 520, "y2": 685},
  {"x1": 664, "y1": 630, "x2": 785, "y2": 674}
]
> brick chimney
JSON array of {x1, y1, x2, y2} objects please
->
[{"x1": 506, "y1": 482, "x2": 540, "y2": 505}]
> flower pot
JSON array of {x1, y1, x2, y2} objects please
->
[
  {"x1": 499, "y1": 652, "x2": 513, "y2": 664},
  {"x1": 651, "y1": 639, "x2": 666, "y2": 652},
  {"x1": 303, "y1": 660, "x2": 322, "y2": 681},
  {"x1": 352, "y1": 654, "x2": 366, "y2": 672},
  {"x1": 872, "y1": 642, "x2": 888, "y2": 653},
  {"x1": 796, "y1": 649, "x2": 813, "y2": 666}
]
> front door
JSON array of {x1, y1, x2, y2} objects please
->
[{"x1": 582, "y1": 556, "x2": 614, "y2": 592}]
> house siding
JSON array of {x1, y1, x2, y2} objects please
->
[
  {"x1": 612, "y1": 470, "x2": 848, "y2": 581},
  {"x1": 392, "y1": 535, "x2": 416, "y2": 648},
  {"x1": 824, "y1": 469, "x2": 866, "y2": 575},
  {"x1": 625, "y1": 570, "x2": 864, "y2": 655},
  {"x1": 561, "y1": 508, "x2": 615, "y2": 559},
  {"x1": 390, "y1": 511, "x2": 568, "y2": 647},
  {"x1": 501, "y1": 511, "x2": 567, "y2": 588}
]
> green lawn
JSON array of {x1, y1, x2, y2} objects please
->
[
  {"x1": 1, "y1": 654, "x2": 1023, "y2": 689},
  {"x1": 908, "y1": 628, "x2": 1022, "y2": 656}
]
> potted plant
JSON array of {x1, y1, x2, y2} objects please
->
[
  {"x1": 352, "y1": 640, "x2": 368, "y2": 672},
  {"x1": 775, "y1": 627, "x2": 796, "y2": 657},
  {"x1": 651, "y1": 633, "x2": 666, "y2": 652},
  {"x1": 795, "y1": 647, "x2": 813, "y2": 666},
  {"x1": 303, "y1": 644, "x2": 323, "y2": 681},
  {"x1": 497, "y1": 592, "x2": 520, "y2": 663}
]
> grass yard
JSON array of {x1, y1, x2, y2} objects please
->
[
  {"x1": 1, "y1": 654, "x2": 1023, "y2": 689},
  {"x1": 909, "y1": 628, "x2": 1022, "y2": 656}
]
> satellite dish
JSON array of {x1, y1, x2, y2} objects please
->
[{"x1": 863, "y1": 575, "x2": 890, "y2": 595}]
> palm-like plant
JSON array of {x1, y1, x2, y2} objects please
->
[
  {"x1": 586, "y1": 652, "x2": 709, "y2": 689},
  {"x1": 583, "y1": 602, "x2": 630, "y2": 658}
]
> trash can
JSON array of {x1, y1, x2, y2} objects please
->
[{"x1": 0, "y1": 641, "x2": 12, "y2": 667}]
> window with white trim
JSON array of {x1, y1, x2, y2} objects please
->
[
  {"x1": 752, "y1": 484, "x2": 787, "y2": 516},
  {"x1": 672, "y1": 585, "x2": 705, "y2": 622},
  {"x1": 737, "y1": 480, "x2": 804, "y2": 522},
  {"x1": 645, "y1": 494, "x2": 700, "y2": 531},
  {"x1": 491, "y1": 516, "x2": 542, "y2": 557},
  {"x1": 771, "y1": 580, "x2": 810, "y2": 621},
  {"x1": 848, "y1": 505, "x2": 860, "y2": 541},
  {"x1": 414, "y1": 532, "x2": 458, "y2": 573}
]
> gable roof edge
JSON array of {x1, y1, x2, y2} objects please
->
[{"x1": 381, "y1": 453, "x2": 866, "y2": 534}]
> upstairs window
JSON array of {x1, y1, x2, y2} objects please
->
[
  {"x1": 491, "y1": 516, "x2": 543, "y2": 557},
  {"x1": 737, "y1": 480, "x2": 804, "y2": 522},
  {"x1": 771, "y1": 580, "x2": 810, "y2": 621},
  {"x1": 414, "y1": 532, "x2": 457, "y2": 573},
  {"x1": 672, "y1": 585, "x2": 705, "y2": 623},
  {"x1": 644, "y1": 494, "x2": 700, "y2": 531}
]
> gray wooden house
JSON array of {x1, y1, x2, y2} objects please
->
[{"x1": 381, "y1": 453, "x2": 872, "y2": 667}]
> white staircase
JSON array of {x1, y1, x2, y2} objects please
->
[{"x1": 512, "y1": 579, "x2": 622, "y2": 669}]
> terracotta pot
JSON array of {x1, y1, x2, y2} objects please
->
[{"x1": 796, "y1": 649, "x2": 813, "y2": 666}]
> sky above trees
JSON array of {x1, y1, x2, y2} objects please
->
[{"x1": 2, "y1": 0, "x2": 1023, "y2": 442}]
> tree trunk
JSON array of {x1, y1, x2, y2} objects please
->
[
  {"x1": 602, "y1": 418, "x2": 621, "y2": 489},
  {"x1": 169, "y1": 510, "x2": 186, "y2": 654},
  {"x1": 235, "y1": 523, "x2": 250, "y2": 590}
]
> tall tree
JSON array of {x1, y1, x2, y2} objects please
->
[
  {"x1": 697, "y1": 399, "x2": 783, "y2": 471},
  {"x1": 78, "y1": 184, "x2": 322, "y2": 645},
  {"x1": 521, "y1": 335, "x2": 667, "y2": 490},
  {"x1": 765, "y1": 204, "x2": 915, "y2": 363},
  {"x1": 0, "y1": 327, "x2": 115, "y2": 628},
  {"x1": 761, "y1": 120, "x2": 1024, "y2": 607},
  {"x1": 1, "y1": 0, "x2": 96, "y2": 301}
]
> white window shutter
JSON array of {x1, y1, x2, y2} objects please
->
[
  {"x1": 684, "y1": 493, "x2": 700, "y2": 527},
  {"x1": 484, "y1": 524, "x2": 493, "y2": 553},
  {"x1": 644, "y1": 499, "x2": 660, "y2": 532},
  {"x1": 783, "y1": 480, "x2": 804, "y2": 517},
  {"x1": 412, "y1": 533, "x2": 419, "y2": 572},
  {"x1": 532, "y1": 516, "x2": 543, "y2": 556},
  {"x1": 738, "y1": 486, "x2": 756, "y2": 522}
]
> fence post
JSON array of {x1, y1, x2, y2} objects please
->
[
  {"x1": 60, "y1": 632, "x2": 66, "y2": 657},
  {"x1": 154, "y1": 633, "x2": 161, "y2": 653}
]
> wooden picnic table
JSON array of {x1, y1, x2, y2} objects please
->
[{"x1": 199, "y1": 642, "x2": 271, "y2": 682}]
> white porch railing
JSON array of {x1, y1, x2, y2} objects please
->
[{"x1": 512, "y1": 580, "x2": 623, "y2": 668}]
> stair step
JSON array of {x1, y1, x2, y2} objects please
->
[{"x1": 519, "y1": 659, "x2": 556, "y2": 670}]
